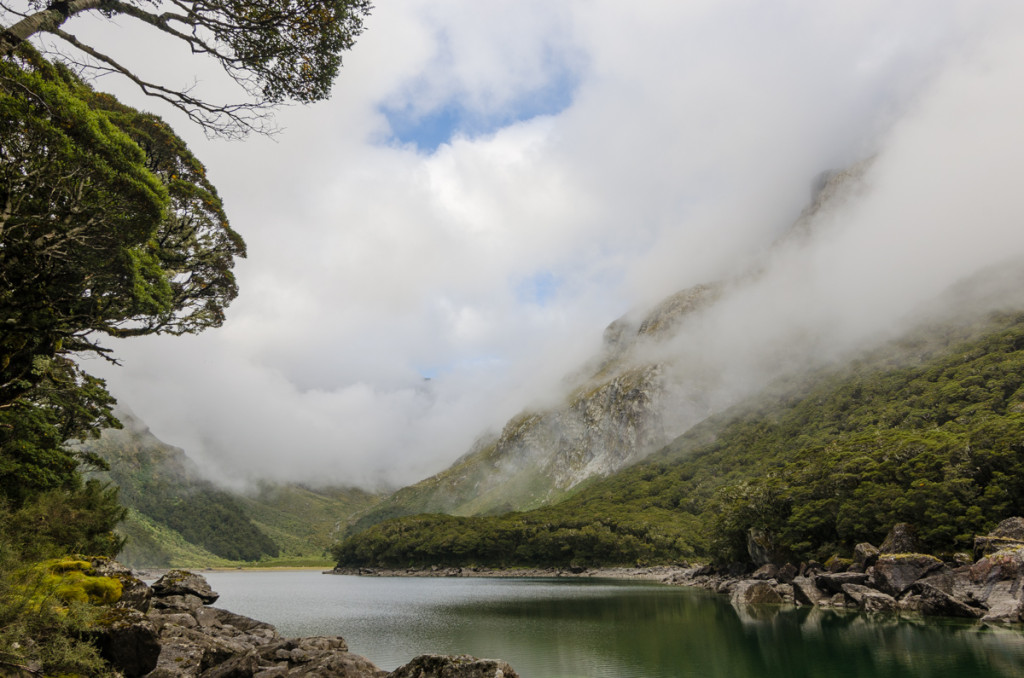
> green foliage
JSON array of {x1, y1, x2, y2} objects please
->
[
  {"x1": 334, "y1": 313, "x2": 1024, "y2": 568},
  {"x1": 0, "y1": 543, "x2": 110, "y2": 676},
  {"x1": 0, "y1": 44, "x2": 244, "y2": 557}
]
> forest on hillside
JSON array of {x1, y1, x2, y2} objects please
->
[{"x1": 333, "y1": 312, "x2": 1024, "y2": 569}]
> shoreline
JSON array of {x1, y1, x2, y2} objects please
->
[{"x1": 326, "y1": 564, "x2": 691, "y2": 581}]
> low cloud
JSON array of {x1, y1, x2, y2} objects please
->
[{"x1": 84, "y1": 1, "x2": 1024, "y2": 489}]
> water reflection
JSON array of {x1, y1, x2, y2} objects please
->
[{"x1": 204, "y1": 572, "x2": 1024, "y2": 678}]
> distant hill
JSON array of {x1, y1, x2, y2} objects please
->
[
  {"x1": 82, "y1": 416, "x2": 382, "y2": 568},
  {"x1": 333, "y1": 310, "x2": 1024, "y2": 568}
]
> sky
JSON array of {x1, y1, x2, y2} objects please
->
[{"x1": 34, "y1": 1, "x2": 1024, "y2": 490}]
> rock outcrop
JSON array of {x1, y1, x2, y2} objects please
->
[
  {"x1": 677, "y1": 520, "x2": 1024, "y2": 625},
  {"x1": 90, "y1": 569, "x2": 518, "y2": 678}
]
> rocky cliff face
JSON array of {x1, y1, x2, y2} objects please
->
[{"x1": 348, "y1": 166, "x2": 869, "y2": 533}]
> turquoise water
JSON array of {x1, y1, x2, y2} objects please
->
[{"x1": 204, "y1": 571, "x2": 1024, "y2": 678}]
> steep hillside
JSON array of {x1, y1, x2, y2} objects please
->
[
  {"x1": 83, "y1": 416, "x2": 381, "y2": 567},
  {"x1": 333, "y1": 311, "x2": 1024, "y2": 568},
  {"x1": 345, "y1": 166, "x2": 868, "y2": 534}
]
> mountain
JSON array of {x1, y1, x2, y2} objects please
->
[
  {"x1": 83, "y1": 415, "x2": 382, "y2": 568},
  {"x1": 344, "y1": 165, "x2": 869, "y2": 535},
  {"x1": 333, "y1": 309, "x2": 1024, "y2": 568}
]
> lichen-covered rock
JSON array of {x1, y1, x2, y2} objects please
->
[
  {"x1": 853, "y1": 543, "x2": 880, "y2": 569},
  {"x1": 879, "y1": 523, "x2": 920, "y2": 554},
  {"x1": 990, "y1": 517, "x2": 1024, "y2": 540},
  {"x1": 869, "y1": 554, "x2": 944, "y2": 597},
  {"x1": 388, "y1": 654, "x2": 520, "y2": 678},
  {"x1": 152, "y1": 570, "x2": 220, "y2": 604}
]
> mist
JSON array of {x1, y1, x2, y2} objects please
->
[{"x1": 84, "y1": 1, "x2": 1024, "y2": 490}]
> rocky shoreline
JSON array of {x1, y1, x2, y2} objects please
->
[
  {"x1": 87, "y1": 563, "x2": 518, "y2": 678},
  {"x1": 332, "y1": 518, "x2": 1024, "y2": 626},
  {"x1": 86, "y1": 519, "x2": 1024, "y2": 676}
]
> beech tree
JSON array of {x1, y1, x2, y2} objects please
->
[
  {"x1": 0, "y1": 0, "x2": 372, "y2": 136},
  {"x1": 0, "y1": 46, "x2": 245, "y2": 527}
]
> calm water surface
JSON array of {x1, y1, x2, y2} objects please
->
[{"x1": 204, "y1": 571, "x2": 1024, "y2": 678}]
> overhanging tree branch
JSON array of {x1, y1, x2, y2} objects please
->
[
  {"x1": 1, "y1": 0, "x2": 372, "y2": 137},
  {"x1": 51, "y1": 27, "x2": 272, "y2": 137}
]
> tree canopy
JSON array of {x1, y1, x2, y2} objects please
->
[
  {"x1": 0, "y1": 0, "x2": 373, "y2": 136},
  {"x1": 0, "y1": 46, "x2": 245, "y2": 518}
]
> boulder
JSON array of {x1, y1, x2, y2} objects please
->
[
  {"x1": 289, "y1": 651, "x2": 386, "y2": 677},
  {"x1": 152, "y1": 570, "x2": 220, "y2": 605},
  {"x1": 90, "y1": 608, "x2": 161, "y2": 678},
  {"x1": 969, "y1": 547, "x2": 1024, "y2": 623},
  {"x1": 791, "y1": 576, "x2": 828, "y2": 607},
  {"x1": 841, "y1": 584, "x2": 897, "y2": 613},
  {"x1": 388, "y1": 654, "x2": 520, "y2": 678},
  {"x1": 90, "y1": 558, "x2": 153, "y2": 613},
  {"x1": 730, "y1": 580, "x2": 783, "y2": 606},
  {"x1": 813, "y1": 572, "x2": 869, "y2": 595},
  {"x1": 990, "y1": 517, "x2": 1024, "y2": 540},
  {"x1": 974, "y1": 536, "x2": 1024, "y2": 560},
  {"x1": 146, "y1": 636, "x2": 206, "y2": 677},
  {"x1": 776, "y1": 563, "x2": 798, "y2": 584},
  {"x1": 751, "y1": 564, "x2": 778, "y2": 580},
  {"x1": 879, "y1": 523, "x2": 919, "y2": 554},
  {"x1": 153, "y1": 594, "x2": 207, "y2": 612},
  {"x1": 853, "y1": 543, "x2": 880, "y2": 569},
  {"x1": 910, "y1": 583, "x2": 984, "y2": 619},
  {"x1": 869, "y1": 555, "x2": 945, "y2": 597},
  {"x1": 200, "y1": 650, "x2": 260, "y2": 678}
]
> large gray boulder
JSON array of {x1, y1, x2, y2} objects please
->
[
  {"x1": 791, "y1": 576, "x2": 828, "y2": 606},
  {"x1": 152, "y1": 570, "x2": 220, "y2": 605},
  {"x1": 730, "y1": 580, "x2": 783, "y2": 606},
  {"x1": 909, "y1": 583, "x2": 984, "y2": 619},
  {"x1": 974, "y1": 518, "x2": 1024, "y2": 559},
  {"x1": 841, "y1": 584, "x2": 897, "y2": 613},
  {"x1": 388, "y1": 655, "x2": 519, "y2": 678},
  {"x1": 852, "y1": 543, "x2": 880, "y2": 570},
  {"x1": 969, "y1": 546, "x2": 1024, "y2": 623},
  {"x1": 869, "y1": 554, "x2": 945, "y2": 597}
]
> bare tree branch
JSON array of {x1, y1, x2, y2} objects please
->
[{"x1": 50, "y1": 27, "x2": 274, "y2": 138}]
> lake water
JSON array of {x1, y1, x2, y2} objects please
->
[{"x1": 204, "y1": 571, "x2": 1024, "y2": 678}]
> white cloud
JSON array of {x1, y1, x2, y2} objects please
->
[{"x1": 72, "y1": 0, "x2": 1024, "y2": 488}]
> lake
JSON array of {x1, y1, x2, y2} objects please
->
[{"x1": 203, "y1": 571, "x2": 1024, "y2": 678}]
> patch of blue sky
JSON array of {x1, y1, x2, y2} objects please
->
[
  {"x1": 515, "y1": 271, "x2": 562, "y2": 306},
  {"x1": 381, "y1": 68, "x2": 578, "y2": 153}
]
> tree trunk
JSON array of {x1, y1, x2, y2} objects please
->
[{"x1": 1, "y1": 0, "x2": 108, "y2": 56}]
